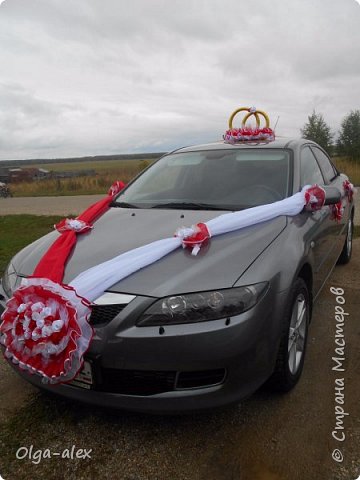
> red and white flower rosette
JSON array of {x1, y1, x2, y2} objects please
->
[
  {"x1": 0, "y1": 278, "x2": 93, "y2": 384},
  {"x1": 55, "y1": 218, "x2": 93, "y2": 234},
  {"x1": 175, "y1": 223, "x2": 211, "y2": 256},
  {"x1": 304, "y1": 184, "x2": 326, "y2": 211}
]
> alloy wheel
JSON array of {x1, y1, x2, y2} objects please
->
[
  {"x1": 346, "y1": 218, "x2": 353, "y2": 257},
  {"x1": 288, "y1": 293, "x2": 307, "y2": 375}
]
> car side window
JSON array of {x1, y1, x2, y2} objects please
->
[
  {"x1": 311, "y1": 147, "x2": 338, "y2": 184},
  {"x1": 300, "y1": 147, "x2": 325, "y2": 187}
]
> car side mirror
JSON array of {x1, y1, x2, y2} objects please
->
[{"x1": 323, "y1": 186, "x2": 341, "y2": 205}]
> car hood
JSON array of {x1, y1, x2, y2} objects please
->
[{"x1": 13, "y1": 208, "x2": 287, "y2": 298}]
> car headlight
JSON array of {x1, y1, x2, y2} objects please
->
[
  {"x1": 1, "y1": 263, "x2": 18, "y2": 299},
  {"x1": 136, "y1": 283, "x2": 268, "y2": 326}
]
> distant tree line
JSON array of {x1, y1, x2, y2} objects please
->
[
  {"x1": 0, "y1": 152, "x2": 167, "y2": 168},
  {"x1": 300, "y1": 110, "x2": 360, "y2": 160}
]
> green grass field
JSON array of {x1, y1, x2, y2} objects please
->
[{"x1": 0, "y1": 215, "x2": 62, "y2": 275}]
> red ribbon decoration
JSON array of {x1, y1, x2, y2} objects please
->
[{"x1": 33, "y1": 181, "x2": 125, "y2": 283}]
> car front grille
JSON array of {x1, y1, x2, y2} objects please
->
[
  {"x1": 95, "y1": 367, "x2": 226, "y2": 396},
  {"x1": 89, "y1": 304, "x2": 126, "y2": 326}
]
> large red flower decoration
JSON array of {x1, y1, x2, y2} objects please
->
[{"x1": 0, "y1": 278, "x2": 93, "y2": 384}]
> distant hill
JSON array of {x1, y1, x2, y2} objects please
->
[{"x1": 0, "y1": 152, "x2": 167, "y2": 168}]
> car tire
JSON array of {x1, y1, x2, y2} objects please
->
[
  {"x1": 337, "y1": 214, "x2": 353, "y2": 265},
  {"x1": 267, "y1": 278, "x2": 310, "y2": 393}
]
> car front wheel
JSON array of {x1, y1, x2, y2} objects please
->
[
  {"x1": 337, "y1": 215, "x2": 353, "y2": 265},
  {"x1": 268, "y1": 278, "x2": 310, "y2": 392}
]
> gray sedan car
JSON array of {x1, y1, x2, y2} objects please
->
[{"x1": 0, "y1": 138, "x2": 355, "y2": 413}]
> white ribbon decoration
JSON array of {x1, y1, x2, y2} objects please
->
[{"x1": 70, "y1": 187, "x2": 310, "y2": 302}]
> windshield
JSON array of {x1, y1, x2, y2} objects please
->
[{"x1": 113, "y1": 149, "x2": 291, "y2": 210}]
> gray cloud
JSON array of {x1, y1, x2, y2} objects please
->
[{"x1": 0, "y1": 0, "x2": 359, "y2": 159}]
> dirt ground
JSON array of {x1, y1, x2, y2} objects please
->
[
  {"x1": 0, "y1": 196, "x2": 359, "y2": 480},
  {"x1": 0, "y1": 194, "x2": 104, "y2": 216}
]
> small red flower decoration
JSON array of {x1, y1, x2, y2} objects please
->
[
  {"x1": 176, "y1": 223, "x2": 211, "y2": 255},
  {"x1": 108, "y1": 180, "x2": 126, "y2": 197},
  {"x1": 331, "y1": 201, "x2": 344, "y2": 222},
  {"x1": 343, "y1": 180, "x2": 355, "y2": 203},
  {"x1": 304, "y1": 185, "x2": 326, "y2": 211},
  {"x1": 55, "y1": 218, "x2": 93, "y2": 234},
  {"x1": 0, "y1": 278, "x2": 93, "y2": 384}
]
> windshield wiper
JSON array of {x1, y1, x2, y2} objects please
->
[
  {"x1": 150, "y1": 202, "x2": 235, "y2": 211},
  {"x1": 109, "y1": 201, "x2": 139, "y2": 209}
]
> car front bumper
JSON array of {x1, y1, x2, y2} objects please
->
[{"x1": 0, "y1": 281, "x2": 289, "y2": 413}]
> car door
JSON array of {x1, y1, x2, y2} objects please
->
[
  {"x1": 299, "y1": 145, "x2": 338, "y2": 296},
  {"x1": 310, "y1": 146, "x2": 347, "y2": 259}
]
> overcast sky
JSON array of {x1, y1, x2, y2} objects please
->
[{"x1": 0, "y1": 0, "x2": 359, "y2": 160}]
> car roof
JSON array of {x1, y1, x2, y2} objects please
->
[{"x1": 171, "y1": 137, "x2": 317, "y2": 154}]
